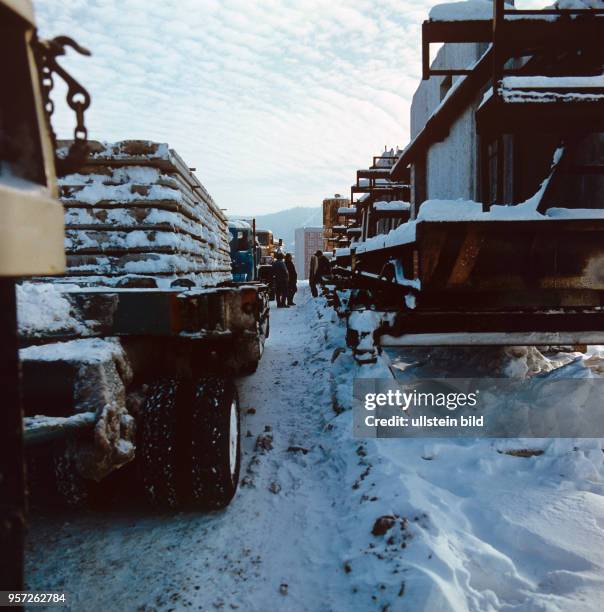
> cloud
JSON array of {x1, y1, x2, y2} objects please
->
[{"x1": 32, "y1": 0, "x2": 509, "y2": 215}]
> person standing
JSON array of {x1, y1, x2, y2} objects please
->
[
  {"x1": 272, "y1": 251, "x2": 289, "y2": 308},
  {"x1": 309, "y1": 252, "x2": 318, "y2": 298},
  {"x1": 315, "y1": 250, "x2": 331, "y2": 285},
  {"x1": 284, "y1": 253, "x2": 298, "y2": 306}
]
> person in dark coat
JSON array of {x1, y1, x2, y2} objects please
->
[
  {"x1": 272, "y1": 251, "x2": 289, "y2": 308},
  {"x1": 284, "y1": 252, "x2": 298, "y2": 306},
  {"x1": 309, "y1": 253, "x2": 318, "y2": 297},
  {"x1": 315, "y1": 250, "x2": 331, "y2": 284}
]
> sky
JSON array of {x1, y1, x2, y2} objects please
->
[{"x1": 34, "y1": 0, "x2": 547, "y2": 216}]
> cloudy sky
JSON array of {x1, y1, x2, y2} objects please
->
[{"x1": 34, "y1": 0, "x2": 546, "y2": 215}]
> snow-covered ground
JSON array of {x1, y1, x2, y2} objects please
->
[{"x1": 26, "y1": 285, "x2": 604, "y2": 611}]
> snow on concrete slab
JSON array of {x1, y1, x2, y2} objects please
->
[
  {"x1": 17, "y1": 282, "x2": 89, "y2": 337},
  {"x1": 373, "y1": 200, "x2": 411, "y2": 212},
  {"x1": 57, "y1": 142, "x2": 232, "y2": 288},
  {"x1": 20, "y1": 337, "x2": 124, "y2": 365}
]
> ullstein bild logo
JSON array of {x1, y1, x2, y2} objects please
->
[{"x1": 353, "y1": 378, "x2": 604, "y2": 439}]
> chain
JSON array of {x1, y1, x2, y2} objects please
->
[{"x1": 32, "y1": 34, "x2": 92, "y2": 176}]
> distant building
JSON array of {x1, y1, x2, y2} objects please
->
[
  {"x1": 322, "y1": 194, "x2": 350, "y2": 252},
  {"x1": 294, "y1": 226, "x2": 323, "y2": 279}
]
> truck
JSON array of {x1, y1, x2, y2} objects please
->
[
  {"x1": 3, "y1": 0, "x2": 270, "y2": 533},
  {"x1": 229, "y1": 219, "x2": 258, "y2": 281},
  {"x1": 19, "y1": 141, "x2": 270, "y2": 513},
  {"x1": 229, "y1": 222, "x2": 278, "y2": 298},
  {"x1": 256, "y1": 228, "x2": 275, "y2": 264}
]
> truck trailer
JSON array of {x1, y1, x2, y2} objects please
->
[{"x1": 19, "y1": 141, "x2": 270, "y2": 510}]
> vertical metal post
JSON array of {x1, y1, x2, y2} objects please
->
[
  {"x1": 496, "y1": 135, "x2": 505, "y2": 204},
  {"x1": 479, "y1": 136, "x2": 490, "y2": 211},
  {"x1": 252, "y1": 218, "x2": 257, "y2": 280},
  {"x1": 492, "y1": 0, "x2": 504, "y2": 96},
  {"x1": 422, "y1": 22, "x2": 430, "y2": 80},
  {"x1": 0, "y1": 278, "x2": 25, "y2": 591}
]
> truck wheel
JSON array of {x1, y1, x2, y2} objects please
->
[
  {"x1": 139, "y1": 379, "x2": 180, "y2": 508},
  {"x1": 139, "y1": 377, "x2": 240, "y2": 510},
  {"x1": 190, "y1": 377, "x2": 241, "y2": 509},
  {"x1": 240, "y1": 359, "x2": 259, "y2": 375}
]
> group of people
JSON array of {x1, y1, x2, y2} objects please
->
[
  {"x1": 272, "y1": 252, "x2": 298, "y2": 308},
  {"x1": 271, "y1": 249, "x2": 331, "y2": 307}
]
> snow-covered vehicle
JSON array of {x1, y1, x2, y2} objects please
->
[
  {"x1": 20, "y1": 141, "x2": 269, "y2": 510},
  {"x1": 330, "y1": 1, "x2": 604, "y2": 361}
]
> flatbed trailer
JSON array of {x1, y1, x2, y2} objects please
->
[
  {"x1": 334, "y1": 217, "x2": 604, "y2": 359},
  {"x1": 20, "y1": 280, "x2": 269, "y2": 509}
]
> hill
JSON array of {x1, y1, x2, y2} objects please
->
[{"x1": 233, "y1": 206, "x2": 322, "y2": 250}]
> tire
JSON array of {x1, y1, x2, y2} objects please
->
[
  {"x1": 139, "y1": 377, "x2": 241, "y2": 510},
  {"x1": 239, "y1": 360, "x2": 259, "y2": 376},
  {"x1": 139, "y1": 378, "x2": 180, "y2": 508},
  {"x1": 190, "y1": 377, "x2": 241, "y2": 509},
  {"x1": 226, "y1": 337, "x2": 261, "y2": 376}
]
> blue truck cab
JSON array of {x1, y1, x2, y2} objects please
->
[{"x1": 228, "y1": 220, "x2": 256, "y2": 281}]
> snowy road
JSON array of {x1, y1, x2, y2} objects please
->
[
  {"x1": 25, "y1": 286, "x2": 361, "y2": 611},
  {"x1": 25, "y1": 285, "x2": 604, "y2": 611}
]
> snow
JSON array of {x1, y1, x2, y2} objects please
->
[
  {"x1": 228, "y1": 219, "x2": 252, "y2": 230},
  {"x1": 58, "y1": 140, "x2": 171, "y2": 162},
  {"x1": 338, "y1": 207, "x2": 358, "y2": 215},
  {"x1": 547, "y1": 207, "x2": 604, "y2": 219},
  {"x1": 350, "y1": 187, "x2": 604, "y2": 257},
  {"x1": 17, "y1": 282, "x2": 89, "y2": 336},
  {"x1": 58, "y1": 144, "x2": 232, "y2": 287},
  {"x1": 415, "y1": 197, "x2": 604, "y2": 223},
  {"x1": 503, "y1": 75, "x2": 604, "y2": 89},
  {"x1": 20, "y1": 337, "x2": 124, "y2": 365},
  {"x1": 429, "y1": 1, "x2": 512, "y2": 22},
  {"x1": 500, "y1": 89, "x2": 604, "y2": 104},
  {"x1": 355, "y1": 221, "x2": 417, "y2": 254},
  {"x1": 418, "y1": 199, "x2": 485, "y2": 220},
  {"x1": 63, "y1": 182, "x2": 182, "y2": 205},
  {"x1": 23, "y1": 412, "x2": 96, "y2": 439},
  {"x1": 496, "y1": 71, "x2": 604, "y2": 105},
  {"x1": 24, "y1": 287, "x2": 604, "y2": 610},
  {"x1": 556, "y1": 0, "x2": 604, "y2": 8},
  {"x1": 373, "y1": 200, "x2": 411, "y2": 212}
]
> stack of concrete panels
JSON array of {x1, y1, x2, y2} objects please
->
[{"x1": 57, "y1": 140, "x2": 232, "y2": 288}]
